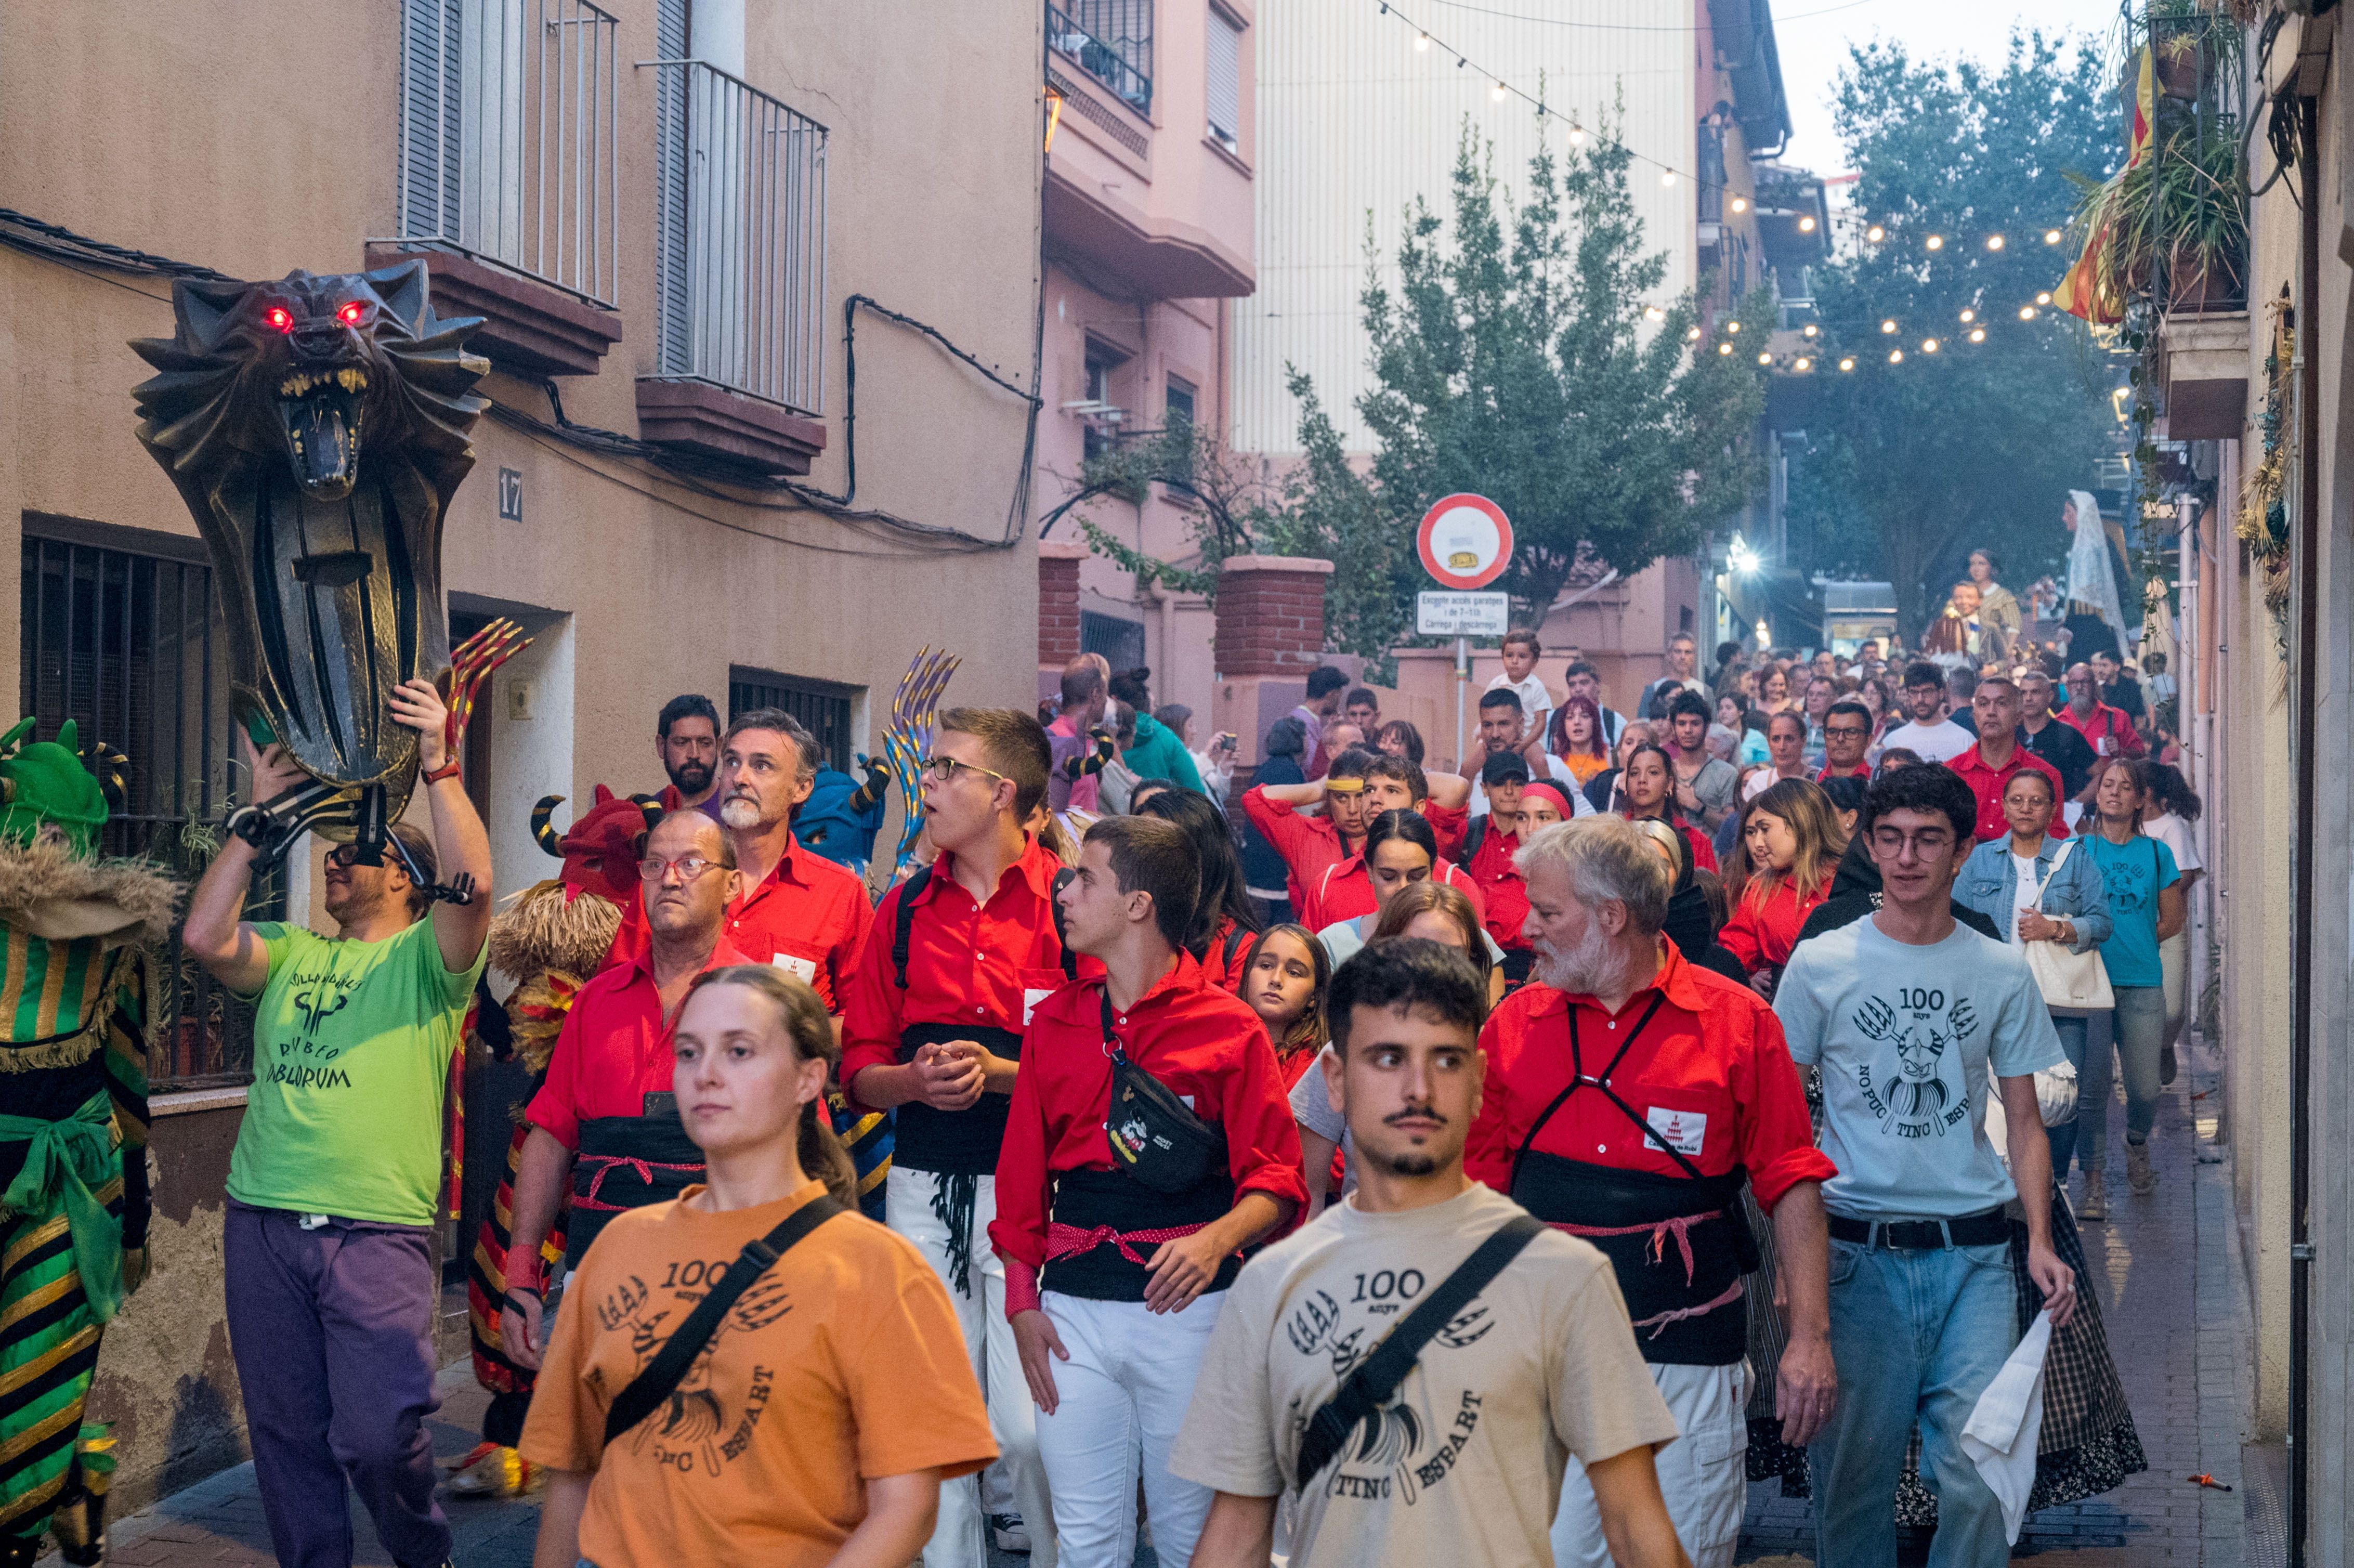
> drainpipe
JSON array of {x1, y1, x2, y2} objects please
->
[{"x1": 2288, "y1": 87, "x2": 2319, "y2": 1568}]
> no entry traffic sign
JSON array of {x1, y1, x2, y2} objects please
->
[{"x1": 1417, "y1": 494, "x2": 1514, "y2": 590}]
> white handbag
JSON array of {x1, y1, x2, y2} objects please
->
[{"x1": 2020, "y1": 839, "x2": 2114, "y2": 1012}]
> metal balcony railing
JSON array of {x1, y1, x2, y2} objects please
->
[
  {"x1": 641, "y1": 59, "x2": 828, "y2": 415},
  {"x1": 1048, "y1": 1, "x2": 1153, "y2": 117},
  {"x1": 394, "y1": 0, "x2": 621, "y2": 306}
]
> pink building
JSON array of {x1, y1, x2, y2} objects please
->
[{"x1": 1034, "y1": 0, "x2": 1255, "y2": 721}]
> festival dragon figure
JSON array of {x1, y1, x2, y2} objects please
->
[
  {"x1": 0, "y1": 723, "x2": 181, "y2": 1568},
  {"x1": 130, "y1": 262, "x2": 490, "y2": 888},
  {"x1": 444, "y1": 787, "x2": 655, "y2": 1498}
]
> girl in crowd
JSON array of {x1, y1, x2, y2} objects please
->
[
  {"x1": 1956, "y1": 768, "x2": 2111, "y2": 1178},
  {"x1": 1717, "y1": 778, "x2": 1846, "y2": 995},
  {"x1": 1758, "y1": 664, "x2": 1795, "y2": 715},
  {"x1": 2139, "y1": 761, "x2": 2205, "y2": 1084},
  {"x1": 1136, "y1": 786, "x2": 1262, "y2": 991},
  {"x1": 2076, "y1": 756, "x2": 2185, "y2": 1217},
  {"x1": 1717, "y1": 692, "x2": 1771, "y2": 766},
  {"x1": 1516, "y1": 780, "x2": 1574, "y2": 833},
  {"x1": 1580, "y1": 720, "x2": 1656, "y2": 814},
  {"x1": 1547, "y1": 694, "x2": 1613, "y2": 785},
  {"x1": 1313, "y1": 813, "x2": 1502, "y2": 989},
  {"x1": 521, "y1": 967, "x2": 996, "y2": 1567},
  {"x1": 1376, "y1": 718, "x2": 1424, "y2": 766},
  {"x1": 1240, "y1": 924, "x2": 1330, "y2": 1093},
  {"x1": 1614, "y1": 742, "x2": 1718, "y2": 872}
]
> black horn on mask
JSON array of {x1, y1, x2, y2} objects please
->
[{"x1": 532, "y1": 795, "x2": 566, "y2": 856}]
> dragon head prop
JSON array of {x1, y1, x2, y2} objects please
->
[
  {"x1": 793, "y1": 761, "x2": 890, "y2": 876},
  {"x1": 531, "y1": 786, "x2": 662, "y2": 908},
  {"x1": 0, "y1": 719, "x2": 109, "y2": 857},
  {"x1": 130, "y1": 263, "x2": 489, "y2": 828}
]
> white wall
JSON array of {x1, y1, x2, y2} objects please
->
[{"x1": 1235, "y1": 0, "x2": 1697, "y2": 454}]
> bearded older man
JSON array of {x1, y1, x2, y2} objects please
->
[{"x1": 1465, "y1": 816, "x2": 1835, "y2": 1568}]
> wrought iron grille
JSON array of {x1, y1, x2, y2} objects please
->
[
  {"x1": 728, "y1": 670, "x2": 854, "y2": 774},
  {"x1": 19, "y1": 528, "x2": 286, "y2": 1089},
  {"x1": 395, "y1": 0, "x2": 623, "y2": 306},
  {"x1": 644, "y1": 59, "x2": 829, "y2": 414},
  {"x1": 1048, "y1": 0, "x2": 1154, "y2": 117}
]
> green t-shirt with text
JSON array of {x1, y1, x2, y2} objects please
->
[{"x1": 227, "y1": 917, "x2": 485, "y2": 1225}]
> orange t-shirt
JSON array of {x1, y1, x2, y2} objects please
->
[{"x1": 519, "y1": 1181, "x2": 996, "y2": 1567}]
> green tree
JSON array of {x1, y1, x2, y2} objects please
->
[
  {"x1": 1356, "y1": 122, "x2": 1769, "y2": 624},
  {"x1": 1788, "y1": 32, "x2": 2123, "y2": 639}
]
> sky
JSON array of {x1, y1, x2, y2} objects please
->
[{"x1": 1773, "y1": 0, "x2": 2129, "y2": 179}]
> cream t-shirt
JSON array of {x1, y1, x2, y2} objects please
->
[{"x1": 1169, "y1": 1183, "x2": 1677, "y2": 1567}]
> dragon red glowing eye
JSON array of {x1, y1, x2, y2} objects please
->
[
  {"x1": 264, "y1": 306, "x2": 294, "y2": 332},
  {"x1": 336, "y1": 302, "x2": 365, "y2": 326}
]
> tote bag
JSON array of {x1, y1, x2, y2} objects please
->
[{"x1": 2022, "y1": 838, "x2": 2114, "y2": 1011}]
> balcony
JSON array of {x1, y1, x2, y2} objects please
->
[
  {"x1": 384, "y1": 0, "x2": 625, "y2": 376},
  {"x1": 634, "y1": 59, "x2": 829, "y2": 474},
  {"x1": 1049, "y1": 0, "x2": 1153, "y2": 117}
]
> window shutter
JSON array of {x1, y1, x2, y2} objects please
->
[
  {"x1": 400, "y1": 0, "x2": 462, "y2": 238},
  {"x1": 1207, "y1": 10, "x2": 1241, "y2": 145},
  {"x1": 655, "y1": 0, "x2": 692, "y2": 374}
]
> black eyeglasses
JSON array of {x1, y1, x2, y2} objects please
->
[{"x1": 921, "y1": 755, "x2": 1012, "y2": 787}]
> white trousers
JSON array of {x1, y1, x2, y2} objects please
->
[
  {"x1": 888, "y1": 1168, "x2": 1056, "y2": 1568},
  {"x1": 1552, "y1": 1358, "x2": 1750, "y2": 1568},
  {"x1": 1034, "y1": 1288, "x2": 1225, "y2": 1568}
]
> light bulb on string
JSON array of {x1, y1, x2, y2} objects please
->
[
  {"x1": 1726, "y1": 320, "x2": 1741, "y2": 333},
  {"x1": 1959, "y1": 308, "x2": 1976, "y2": 323},
  {"x1": 1415, "y1": 32, "x2": 1430, "y2": 50},
  {"x1": 1866, "y1": 225, "x2": 1885, "y2": 243},
  {"x1": 1921, "y1": 338, "x2": 1940, "y2": 353},
  {"x1": 1686, "y1": 324, "x2": 1702, "y2": 340},
  {"x1": 1644, "y1": 305, "x2": 1665, "y2": 321},
  {"x1": 2019, "y1": 305, "x2": 2037, "y2": 320},
  {"x1": 1799, "y1": 215, "x2": 1817, "y2": 232},
  {"x1": 2044, "y1": 229, "x2": 2063, "y2": 244},
  {"x1": 1794, "y1": 356, "x2": 1812, "y2": 371},
  {"x1": 1838, "y1": 357, "x2": 1856, "y2": 371},
  {"x1": 1889, "y1": 349, "x2": 1904, "y2": 363},
  {"x1": 1757, "y1": 351, "x2": 1773, "y2": 364},
  {"x1": 1492, "y1": 81, "x2": 1508, "y2": 101},
  {"x1": 1925, "y1": 234, "x2": 1944, "y2": 251},
  {"x1": 1718, "y1": 342, "x2": 1733, "y2": 356},
  {"x1": 1662, "y1": 170, "x2": 1677, "y2": 187},
  {"x1": 1985, "y1": 234, "x2": 2004, "y2": 251},
  {"x1": 1880, "y1": 319, "x2": 1897, "y2": 334},
  {"x1": 1802, "y1": 323, "x2": 1819, "y2": 338},
  {"x1": 2035, "y1": 292, "x2": 2051, "y2": 306},
  {"x1": 1568, "y1": 126, "x2": 1586, "y2": 145},
  {"x1": 1731, "y1": 197, "x2": 1748, "y2": 213},
  {"x1": 1969, "y1": 328, "x2": 1986, "y2": 342}
]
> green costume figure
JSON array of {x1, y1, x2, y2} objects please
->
[{"x1": 0, "y1": 720, "x2": 180, "y2": 1567}]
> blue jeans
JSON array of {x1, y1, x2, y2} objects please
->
[
  {"x1": 2077, "y1": 984, "x2": 2166, "y2": 1172},
  {"x1": 1811, "y1": 1234, "x2": 2020, "y2": 1568},
  {"x1": 2046, "y1": 1012, "x2": 2087, "y2": 1178}
]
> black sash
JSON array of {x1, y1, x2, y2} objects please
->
[
  {"x1": 893, "y1": 1023, "x2": 1024, "y2": 1174},
  {"x1": 1505, "y1": 995, "x2": 1759, "y2": 1365},
  {"x1": 1045, "y1": 1167, "x2": 1239, "y2": 1302},
  {"x1": 567, "y1": 1108, "x2": 705, "y2": 1272}
]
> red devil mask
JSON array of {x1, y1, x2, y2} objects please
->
[{"x1": 531, "y1": 785, "x2": 661, "y2": 907}]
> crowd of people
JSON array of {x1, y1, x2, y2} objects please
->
[{"x1": 138, "y1": 617, "x2": 2199, "y2": 1568}]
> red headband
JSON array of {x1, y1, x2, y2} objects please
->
[{"x1": 1519, "y1": 782, "x2": 1574, "y2": 818}]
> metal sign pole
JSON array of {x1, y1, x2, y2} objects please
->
[{"x1": 1455, "y1": 636, "x2": 1468, "y2": 772}]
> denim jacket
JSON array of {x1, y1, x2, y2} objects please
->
[{"x1": 1957, "y1": 834, "x2": 2112, "y2": 952}]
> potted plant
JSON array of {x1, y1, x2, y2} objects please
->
[
  {"x1": 2154, "y1": 30, "x2": 2206, "y2": 100},
  {"x1": 2065, "y1": 112, "x2": 2246, "y2": 314}
]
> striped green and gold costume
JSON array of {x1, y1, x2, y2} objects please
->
[{"x1": 1, "y1": 930, "x2": 151, "y2": 1565}]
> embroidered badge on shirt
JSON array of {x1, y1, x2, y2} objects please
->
[
  {"x1": 1645, "y1": 1106, "x2": 1707, "y2": 1156},
  {"x1": 771, "y1": 953, "x2": 817, "y2": 983}
]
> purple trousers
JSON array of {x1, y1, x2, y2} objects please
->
[{"x1": 224, "y1": 1202, "x2": 450, "y2": 1568}]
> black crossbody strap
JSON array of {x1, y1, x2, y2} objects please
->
[
  {"x1": 603, "y1": 1195, "x2": 846, "y2": 1446},
  {"x1": 890, "y1": 864, "x2": 937, "y2": 989},
  {"x1": 1293, "y1": 1213, "x2": 1544, "y2": 1492},
  {"x1": 1053, "y1": 867, "x2": 1078, "y2": 979}
]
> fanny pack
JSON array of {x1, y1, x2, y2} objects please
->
[{"x1": 1100, "y1": 991, "x2": 1225, "y2": 1194}]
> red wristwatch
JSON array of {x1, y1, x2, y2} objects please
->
[{"x1": 422, "y1": 759, "x2": 462, "y2": 785}]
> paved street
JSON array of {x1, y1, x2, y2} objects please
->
[{"x1": 46, "y1": 1041, "x2": 2252, "y2": 1568}]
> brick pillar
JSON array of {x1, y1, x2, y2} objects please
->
[
  {"x1": 1038, "y1": 541, "x2": 1086, "y2": 682},
  {"x1": 1211, "y1": 555, "x2": 1335, "y2": 766}
]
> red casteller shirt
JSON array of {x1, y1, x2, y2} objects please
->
[
  {"x1": 607, "y1": 833, "x2": 872, "y2": 1009},
  {"x1": 1717, "y1": 881, "x2": 1832, "y2": 975},
  {"x1": 1620, "y1": 812, "x2": 1719, "y2": 876},
  {"x1": 1815, "y1": 762, "x2": 1870, "y2": 783},
  {"x1": 527, "y1": 935, "x2": 752, "y2": 1149},
  {"x1": 1240, "y1": 786, "x2": 1355, "y2": 915},
  {"x1": 1462, "y1": 824, "x2": 1532, "y2": 953},
  {"x1": 2055, "y1": 701, "x2": 2145, "y2": 761},
  {"x1": 1201, "y1": 914, "x2": 1252, "y2": 995},
  {"x1": 1464, "y1": 943, "x2": 1835, "y2": 1212},
  {"x1": 1422, "y1": 800, "x2": 1470, "y2": 864},
  {"x1": 1305, "y1": 853, "x2": 1486, "y2": 933},
  {"x1": 1947, "y1": 741, "x2": 2070, "y2": 845},
  {"x1": 841, "y1": 836, "x2": 1077, "y2": 1104},
  {"x1": 988, "y1": 952, "x2": 1307, "y2": 1273}
]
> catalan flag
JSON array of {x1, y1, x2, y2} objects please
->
[
  {"x1": 2054, "y1": 220, "x2": 2126, "y2": 324},
  {"x1": 2127, "y1": 45, "x2": 2156, "y2": 168}
]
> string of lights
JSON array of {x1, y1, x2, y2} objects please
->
[{"x1": 1369, "y1": 0, "x2": 2093, "y2": 375}]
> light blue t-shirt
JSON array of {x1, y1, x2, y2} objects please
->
[
  {"x1": 2082, "y1": 832, "x2": 2179, "y2": 988},
  {"x1": 1776, "y1": 918, "x2": 2064, "y2": 1219}
]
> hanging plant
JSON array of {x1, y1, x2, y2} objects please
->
[{"x1": 2238, "y1": 294, "x2": 2294, "y2": 648}]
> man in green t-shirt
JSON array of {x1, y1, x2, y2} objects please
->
[{"x1": 185, "y1": 677, "x2": 491, "y2": 1568}]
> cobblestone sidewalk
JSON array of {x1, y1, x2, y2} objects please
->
[{"x1": 1738, "y1": 1035, "x2": 2253, "y2": 1565}]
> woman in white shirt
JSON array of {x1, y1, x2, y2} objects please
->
[{"x1": 2140, "y1": 763, "x2": 2206, "y2": 1084}]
